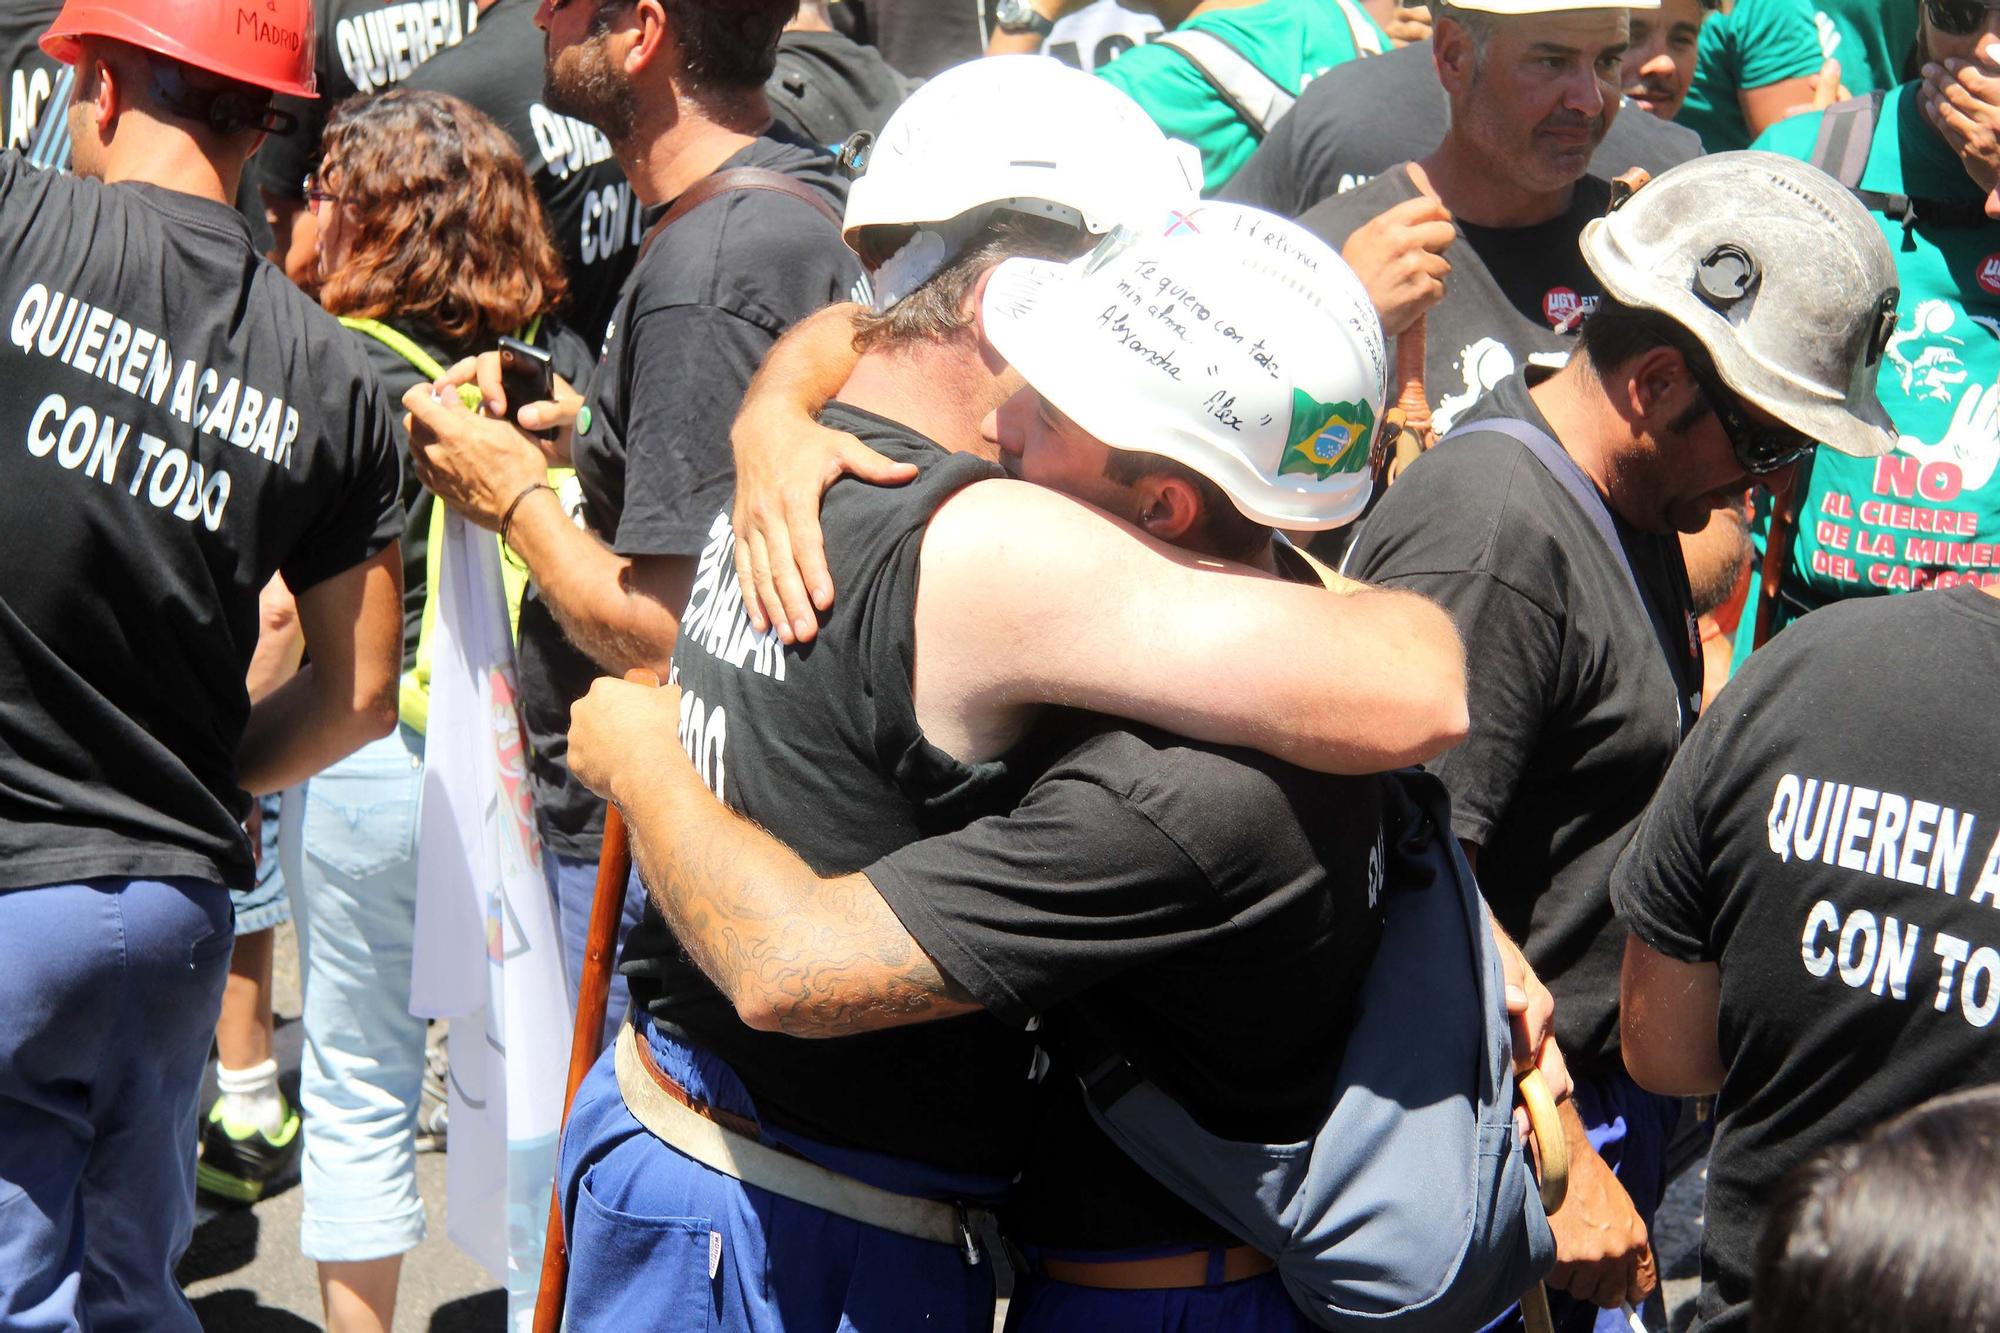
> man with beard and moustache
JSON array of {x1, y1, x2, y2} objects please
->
[
  {"x1": 404, "y1": 0, "x2": 856, "y2": 1045},
  {"x1": 1297, "y1": 0, "x2": 1642, "y2": 455},
  {"x1": 399, "y1": 0, "x2": 641, "y2": 344},
  {"x1": 1220, "y1": 33, "x2": 1700, "y2": 221},
  {"x1": 255, "y1": 0, "x2": 481, "y2": 285},
  {"x1": 1342, "y1": 150, "x2": 1903, "y2": 1332}
]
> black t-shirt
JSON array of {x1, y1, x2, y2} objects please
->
[
  {"x1": 1301, "y1": 167, "x2": 1610, "y2": 439},
  {"x1": 851, "y1": 0, "x2": 996, "y2": 78},
  {"x1": 0, "y1": 154, "x2": 403, "y2": 890},
  {"x1": 255, "y1": 0, "x2": 481, "y2": 206},
  {"x1": 621, "y1": 404, "x2": 1039, "y2": 1173},
  {"x1": 1, "y1": 1, "x2": 62, "y2": 153},
  {"x1": 1221, "y1": 40, "x2": 1702, "y2": 218},
  {"x1": 870, "y1": 710, "x2": 1388, "y2": 1248},
  {"x1": 767, "y1": 29, "x2": 913, "y2": 150},
  {"x1": 1612, "y1": 586, "x2": 2000, "y2": 1333},
  {"x1": 400, "y1": 0, "x2": 638, "y2": 345},
  {"x1": 1344, "y1": 373, "x2": 1702, "y2": 1068},
  {"x1": 520, "y1": 131, "x2": 857, "y2": 861}
]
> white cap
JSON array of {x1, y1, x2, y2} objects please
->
[
  {"x1": 843, "y1": 56, "x2": 1202, "y2": 305},
  {"x1": 1443, "y1": 0, "x2": 1656, "y2": 13},
  {"x1": 982, "y1": 203, "x2": 1388, "y2": 532}
]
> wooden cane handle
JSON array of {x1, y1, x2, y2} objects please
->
[
  {"x1": 1518, "y1": 1067, "x2": 1569, "y2": 1217},
  {"x1": 533, "y1": 667, "x2": 661, "y2": 1333},
  {"x1": 1395, "y1": 315, "x2": 1430, "y2": 429}
]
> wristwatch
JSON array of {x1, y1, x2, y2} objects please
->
[{"x1": 995, "y1": 0, "x2": 1055, "y2": 37}]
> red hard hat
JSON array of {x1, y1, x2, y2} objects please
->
[{"x1": 41, "y1": 0, "x2": 318, "y2": 99}]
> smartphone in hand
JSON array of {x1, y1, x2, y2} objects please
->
[{"x1": 497, "y1": 335, "x2": 556, "y2": 439}]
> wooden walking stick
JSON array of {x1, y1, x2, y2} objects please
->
[
  {"x1": 1377, "y1": 314, "x2": 1435, "y2": 488},
  {"x1": 1518, "y1": 1064, "x2": 1569, "y2": 1333},
  {"x1": 532, "y1": 667, "x2": 659, "y2": 1333}
]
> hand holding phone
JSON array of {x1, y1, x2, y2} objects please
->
[{"x1": 498, "y1": 335, "x2": 556, "y2": 439}]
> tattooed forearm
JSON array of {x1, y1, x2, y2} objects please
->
[{"x1": 622, "y1": 786, "x2": 979, "y2": 1038}]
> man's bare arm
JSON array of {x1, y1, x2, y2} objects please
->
[
  {"x1": 236, "y1": 545, "x2": 403, "y2": 795},
  {"x1": 404, "y1": 383, "x2": 688, "y2": 678},
  {"x1": 1620, "y1": 933, "x2": 1725, "y2": 1095},
  {"x1": 913, "y1": 479, "x2": 1470, "y2": 774},
  {"x1": 568, "y1": 678, "x2": 978, "y2": 1037}
]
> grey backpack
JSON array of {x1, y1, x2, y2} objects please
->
[{"x1": 1065, "y1": 768, "x2": 1556, "y2": 1330}]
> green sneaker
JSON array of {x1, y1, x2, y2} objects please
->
[{"x1": 195, "y1": 1095, "x2": 301, "y2": 1205}]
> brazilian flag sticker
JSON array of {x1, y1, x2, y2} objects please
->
[{"x1": 1280, "y1": 390, "x2": 1375, "y2": 479}]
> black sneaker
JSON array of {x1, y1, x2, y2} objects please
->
[{"x1": 195, "y1": 1095, "x2": 301, "y2": 1205}]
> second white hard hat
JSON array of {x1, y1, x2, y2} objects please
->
[
  {"x1": 843, "y1": 56, "x2": 1202, "y2": 261},
  {"x1": 982, "y1": 203, "x2": 1388, "y2": 532}
]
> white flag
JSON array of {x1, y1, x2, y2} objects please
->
[{"x1": 412, "y1": 510, "x2": 574, "y2": 1330}]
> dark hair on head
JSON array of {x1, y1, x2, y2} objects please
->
[
  {"x1": 76, "y1": 37, "x2": 276, "y2": 140},
  {"x1": 851, "y1": 213, "x2": 1091, "y2": 354},
  {"x1": 661, "y1": 0, "x2": 796, "y2": 93},
  {"x1": 315, "y1": 89, "x2": 568, "y2": 350},
  {"x1": 1754, "y1": 1085, "x2": 2000, "y2": 1333},
  {"x1": 1101, "y1": 447, "x2": 1270, "y2": 561},
  {"x1": 1576, "y1": 296, "x2": 1691, "y2": 371}
]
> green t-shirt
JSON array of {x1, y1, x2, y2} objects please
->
[
  {"x1": 1812, "y1": 0, "x2": 1919, "y2": 96},
  {"x1": 1752, "y1": 85, "x2": 2000, "y2": 616},
  {"x1": 1096, "y1": 0, "x2": 1384, "y2": 194},
  {"x1": 1676, "y1": 0, "x2": 1823, "y2": 152}
]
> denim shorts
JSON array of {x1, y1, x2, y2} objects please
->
[{"x1": 228, "y1": 791, "x2": 292, "y2": 935}]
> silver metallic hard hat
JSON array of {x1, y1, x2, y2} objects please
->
[{"x1": 1579, "y1": 150, "x2": 1901, "y2": 459}]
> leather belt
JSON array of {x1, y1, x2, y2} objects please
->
[
  {"x1": 613, "y1": 1021, "x2": 987, "y2": 1261},
  {"x1": 1040, "y1": 1244, "x2": 1276, "y2": 1290}
]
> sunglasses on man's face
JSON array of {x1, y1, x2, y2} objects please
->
[
  {"x1": 1690, "y1": 363, "x2": 1818, "y2": 476},
  {"x1": 1925, "y1": 0, "x2": 2000, "y2": 37}
]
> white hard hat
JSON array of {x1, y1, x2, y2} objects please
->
[
  {"x1": 843, "y1": 56, "x2": 1201, "y2": 284},
  {"x1": 1581, "y1": 151, "x2": 1900, "y2": 458},
  {"x1": 982, "y1": 203, "x2": 1388, "y2": 532}
]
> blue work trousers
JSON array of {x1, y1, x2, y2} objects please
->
[
  {"x1": 0, "y1": 877, "x2": 234, "y2": 1333},
  {"x1": 547, "y1": 851, "x2": 645, "y2": 1055},
  {"x1": 557, "y1": 1014, "x2": 1001, "y2": 1331}
]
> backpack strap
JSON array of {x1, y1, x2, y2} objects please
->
[
  {"x1": 637, "y1": 165, "x2": 844, "y2": 264},
  {"x1": 1157, "y1": 29, "x2": 1296, "y2": 138},
  {"x1": 1810, "y1": 92, "x2": 1989, "y2": 232},
  {"x1": 1808, "y1": 91, "x2": 1882, "y2": 191},
  {"x1": 1330, "y1": 0, "x2": 1388, "y2": 58}
]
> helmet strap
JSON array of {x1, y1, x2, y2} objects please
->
[{"x1": 148, "y1": 58, "x2": 297, "y2": 137}]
